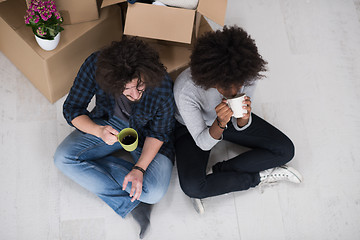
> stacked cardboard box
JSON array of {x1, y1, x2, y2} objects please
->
[
  {"x1": 0, "y1": 0, "x2": 227, "y2": 103},
  {"x1": 0, "y1": 0, "x2": 123, "y2": 103}
]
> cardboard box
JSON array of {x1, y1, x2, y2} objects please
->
[
  {"x1": 148, "y1": 40, "x2": 192, "y2": 77},
  {"x1": 144, "y1": 14, "x2": 213, "y2": 80},
  {"x1": 25, "y1": 0, "x2": 100, "y2": 25},
  {"x1": 0, "y1": 0, "x2": 123, "y2": 103},
  {"x1": 99, "y1": 0, "x2": 216, "y2": 78},
  {"x1": 123, "y1": 0, "x2": 227, "y2": 44},
  {"x1": 101, "y1": 0, "x2": 126, "y2": 8}
]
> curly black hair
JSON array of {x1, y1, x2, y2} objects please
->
[
  {"x1": 190, "y1": 26, "x2": 267, "y2": 90},
  {"x1": 96, "y1": 37, "x2": 166, "y2": 95}
]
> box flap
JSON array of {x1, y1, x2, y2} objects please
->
[
  {"x1": 101, "y1": 0, "x2": 126, "y2": 8},
  {"x1": 124, "y1": 3, "x2": 195, "y2": 44},
  {"x1": 194, "y1": 14, "x2": 213, "y2": 39},
  {"x1": 0, "y1": 0, "x2": 27, "y2": 30},
  {"x1": 57, "y1": 0, "x2": 99, "y2": 25},
  {"x1": 197, "y1": 0, "x2": 227, "y2": 26},
  {"x1": 143, "y1": 39, "x2": 191, "y2": 73}
]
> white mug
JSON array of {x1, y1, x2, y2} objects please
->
[{"x1": 227, "y1": 93, "x2": 247, "y2": 118}]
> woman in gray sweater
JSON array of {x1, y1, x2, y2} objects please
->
[{"x1": 174, "y1": 26, "x2": 302, "y2": 214}]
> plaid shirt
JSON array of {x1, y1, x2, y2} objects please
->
[{"x1": 63, "y1": 52, "x2": 176, "y2": 162}]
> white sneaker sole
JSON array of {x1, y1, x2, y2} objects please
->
[
  {"x1": 191, "y1": 198, "x2": 205, "y2": 215},
  {"x1": 280, "y1": 165, "x2": 303, "y2": 183}
]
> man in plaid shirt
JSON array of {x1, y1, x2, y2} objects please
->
[{"x1": 54, "y1": 37, "x2": 175, "y2": 239}]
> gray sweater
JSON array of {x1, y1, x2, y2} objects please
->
[{"x1": 174, "y1": 68, "x2": 256, "y2": 151}]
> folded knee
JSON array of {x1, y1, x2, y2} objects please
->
[
  {"x1": 53, "y1": 148, "x2": 66, "y2": 170},
  {"x1": 276, "y1": 137, "x2": 295, "y2": 165},
  {"x1": 141, "y1": 183, "x2": 168, "y2": 204},
  {"x1": 179, "y1": 178, "x2": 206, "y2": 199},
  {"x1": 53, "y1": 146, "x2": 77, "y2": 171}
]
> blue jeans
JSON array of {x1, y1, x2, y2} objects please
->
[{"x1": 54, "y1": 116, "x2": 173, "y2": 218}]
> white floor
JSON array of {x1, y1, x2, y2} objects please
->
[{"x1": 1, "y1": 0, "x2": 360, "y2": 239}]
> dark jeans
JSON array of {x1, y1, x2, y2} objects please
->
[{"x1": 175, "y1": 113, "x2": 295, "y2": 199}]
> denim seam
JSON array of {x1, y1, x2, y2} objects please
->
[{"x1": 75, "y1": 141, "x2": 108, "y2": 160}]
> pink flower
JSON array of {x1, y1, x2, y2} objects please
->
[
  {"x1": 26, "y1": 9, "x2": 34, "y2": 17},
  {"x1": 25, "y1": 0, "x2": 63, "y2": 39},
  {"x1": 34, "y1": 15, "x2": 40, "y2": 23},
  {"x1": 40, "y1": 12, "x2": 48, "y2": 21},
  {"x1": 55, "y1": 12, "x2": 61, "y2": 19}
]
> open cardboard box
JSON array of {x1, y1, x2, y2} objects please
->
[
  {"x1": 0, "y1": 0, "x2": 123, "y2": 103},
  {"x1": 101, "y1": 0, "x2": 218, "y2": 79},
  {"x1": 123, "y1": 0, "x2": 227, "y2": 44},
  {"x1": 145, "y1": 14, "x2": 213, "y2": 80},
  {"x1": 101, "y1": 0, "x2": 216, "y2": 80},
  {"x1": 102, "y1": 0, "x2": 215, "y2": 79}
]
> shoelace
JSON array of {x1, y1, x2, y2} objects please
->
[{"x1": 258, "y1": 170, "x2": 289, "y2": 193}]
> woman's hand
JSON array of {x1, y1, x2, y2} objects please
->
[
  {"x1": 237, "y1": 96, "x2": 252, "y2": 127},
  {"x1": 215, "y1": 98, "x2": 233, "y2": 127}
]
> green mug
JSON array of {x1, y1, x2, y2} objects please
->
[{"x1": 117, "y1": 128, "x2": 138, "y2": 152}]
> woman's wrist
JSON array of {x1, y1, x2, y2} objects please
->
[
  {"x1": 216, "y1": 117, "x2": 227, "y2": 129},
  {"x1": 237, "y1": 117, "x2": 249, "y2": 128}
]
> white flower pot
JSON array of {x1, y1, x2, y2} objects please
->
[{"x1": 35, "y1": 33, "x2": 60, "y2": 51}]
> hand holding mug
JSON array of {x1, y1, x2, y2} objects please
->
[
  {"x1": 215, "y1": 98, "x2": 233, "y2": 126},
  {"x1": 99, "y1": 125, "x2": 119, "y2": 145},
  {"x1": 241, "y1": 96, "x2": 252, "y2": 120},
  {"x1": 226, "y1": 94, "x2": 252, "y2": 119}
]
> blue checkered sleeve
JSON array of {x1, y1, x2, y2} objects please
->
[
  {"x1": 63, "y1": 53, "x2": 97, "y2": 126},
  {"x1": 146, "y1": 87, "x2": 175, "y2": 143}
]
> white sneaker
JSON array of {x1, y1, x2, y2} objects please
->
[
  {"x1": 259, "y1": 165, "x2": 303, "y2": 185},
  {"x1": 191, "y1": 198, "x2": 204, "y2": 214}
]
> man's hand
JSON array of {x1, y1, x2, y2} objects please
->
[
  {"x1": 98, "y1": 125, "x2": 119, "y2": 145},
  {"x1": 122, "y1": 169, "x2": 144, "y2": 202},
  {"x1": 215, "y1": 98, "x2": 233, "y2": 127},
  {"x1": 237, "y1": 96, "x2": 252, "y2": 127}
]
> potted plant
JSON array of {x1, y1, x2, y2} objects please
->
[{"x1": 24, "y1": 0, "x2": 64, "y2": 51}]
